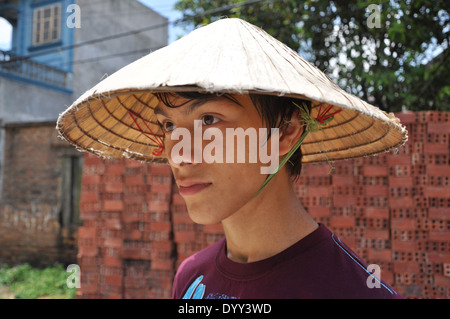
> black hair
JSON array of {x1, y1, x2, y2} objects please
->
[{"x1": 154, "y1": 92, "x2": 311, "y2": 180}]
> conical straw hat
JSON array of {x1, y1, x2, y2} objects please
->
[{"x1": 56, "y1": 18, "x2": 407, "y2": 164}]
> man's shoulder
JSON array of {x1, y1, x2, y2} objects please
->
[
  {"x1": 177, "y1": 237, "x2": 225, "y2": 275},
  {"x1": 172, "y1": 237, "x2": 225, "y2": 298}
]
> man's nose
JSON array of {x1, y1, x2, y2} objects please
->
[{"x1": 166, "y1": 126, "x2": 203, "y2": 168}]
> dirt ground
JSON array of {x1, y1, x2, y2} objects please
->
[{"x1": 0, "y1": 286, "x2": 14, "y2": 299}]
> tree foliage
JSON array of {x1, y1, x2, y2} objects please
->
[{"x1": 174, "y1": 0, "x2": 449, "y2": 112}]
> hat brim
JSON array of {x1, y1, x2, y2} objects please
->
[{"x1": 56, "y1": 18, "x2": 408, "y2": 164}]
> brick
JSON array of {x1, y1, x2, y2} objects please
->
[
  {"x1": 81, "y1": 191, "x2": 100, "y2": 203},
  {"x1": 105, "y1": 182, "x2": 124, "y2": 193},
  {"x1": 427, "y1": 252, "x2": 450, "y2": 263},
  {"x1": 78, "y1": 227, "x2": 96, "y2": 239},
  {"x1": 365, "y1": 207, "x2": 389, "y2": 219},
  {"x1": 428, "y1": 231, "x2": 450, "y2": 241},
  {"x1": 332, "y1": 175, "x2": 355, "y2": 186},
  {"x1": 424, "y1": 143, "x2": 448, "y2": 155},
  {"x1": 391, "y1": 218, "x2": 415, "y2": 230},
  {"x1": 427, "y1": 165, "x2": 450, "y2": 176},
  {"x1": 105, "y1": 219, "x2": 122, "y2": 230},
  {"x1": 393, "y1": 261, "x2": 420, "y2": 273},
  {"x1": 148, "y1": 201, "x2": 170, "y2": 212},
  {"x1": 364, "y1": 185, "x2": 388, "y2": 196},
  {"x1": 84, "y1": 154, "x2": 103, "y2": 165},
  {"x1": 172, "y1": 212, "x2": 194, "y2": 224},
  {"x1": 149, "y1": 183, "x2": 172, "y2": 194},
  {"x1": 171, "y1": 193, "x2": 186, "y2": 205},
  {"x1": 365, "y1": 229, "x2": 390, "y2": 240},
  {"x1": 425, "y1": 187, "x2": 450, "y2": 198},
  {"x1": 367, "y1": 249, "x2": 392, "y2": 262},
  {"x1": 124, "y1": 158, "x2": 144, "y2": 167},
  {"x1": 149, "y1": 222, "x2": 171, "y2": 232},
  {"x1": 303, "y1": 164, "x2": 331, "y2": 176},
  {"x1": 78, "y1": 245, "x2": 98, "y2": 257},
  {"x1": 104, "y1": 238, "x2": 122, "y2": 248},
  {"x1": 106, "y1": 164, "x2": 125, "y2": 175},
  {"x1": 150, "y1": 164, "x2": 172, "y2": 175},
  {"x1": 82, "y1": 174, "x2": 101, "y2": 185},
  {"x1": 396, "y1": 112, "x2": 416, "y2": 124},
  {"x1": 80, "y1": 284, "x2": 99, "y2": 294},
  {"x1": 434, "y1": 274, "x2": 450, "y2": 287},
  {"x1": 389, "y1": 197, "x2": 414, "y2": 208},
  {"x1": 333, "y1": 195, "x2": 356, "y2": 207},
  {"x1": 127, "y1": 229, "x2": 142, "y2": 240},
  {"x1": 392, "y1": 240, "x2": 416, "y2": 252},
  {"x1": 151, "y1": 260, "x2": 174, "y2": 271},
  {"x1": 104, "y1": 275, "x2": 123, "y2": 287},
  {"x1": 122, "y1": 211, "x2": 140, "y2": 223},
  {"x1": 444, "y1": 263, "x2": 450, "y2": 277},
  {"x1": 174, "y1": 231, "x2": 196, "y2": 243},
  {"x1": 307, "y1": 206, "x2": 331, "y2": 217},
  {"x1": 330, "y1": 216, "x2": 355, "y2": 228},
  {"x1": 387, "y1": 154, "x2": 411, "y2": 165},
  {"x1": 104, "y1": 256, "x2": 123, "y2": 267},
  {"x1": 363, "y1": 165, "x2": 388, "y2": 176},
  {"x1": 388, "y1": 176, "x2": 413, "y2": 187},
  {"x1": 104, "y1": 200, "x2": 124, "y2": 212},
  {"x1": 307, "y1": 186, "x2": 331, "y2": 197},
  {"x1": 124, "y1": 175, "x2": 145, "y2": 186},
  {"x1": 428, "y1": 208, "x2": 450, "y2": 220},
  {"x1": 427, "y1": 122, "x2": 450, "y2": 134}
]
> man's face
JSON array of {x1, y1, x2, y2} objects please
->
[{"x1": 154, "y1": 94, "x2": 272, "y2": 225}]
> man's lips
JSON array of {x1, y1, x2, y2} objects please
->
[{"x1": 177, "y1": 180, "x2": 212, "y2": 196}]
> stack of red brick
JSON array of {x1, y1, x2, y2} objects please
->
[
  {"x1": 78, "y1": 156, "x2": 175, "y2": 298},
  {"x1": 77, "y1": 111, "x2": 449, "y2": 299}
]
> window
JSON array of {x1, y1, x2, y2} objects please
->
[{"x1": 32, "y1": 4, "x2": 61, "y2": 46}]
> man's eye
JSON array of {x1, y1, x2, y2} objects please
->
[
  {"x1": 202, "y1": 115, "x2": 220, "y2": 126},
  {"x1": 162, "y1": 121, "x2": 176, "y2": 133}
]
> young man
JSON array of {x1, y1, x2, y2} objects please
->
[
  {"x1": 57, "y1": 18, "x2": 407, "y2": 299},
  {"x1": 155, "y1": 92, "x2": 400, "y2": 299}
]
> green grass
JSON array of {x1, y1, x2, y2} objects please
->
[{"x1": 0, "y1": 263, "x2": 77, "y2": 299}]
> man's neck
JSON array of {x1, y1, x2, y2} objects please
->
[{"x1": 221, "y1": 172, "x2": 318, "y2": 263}]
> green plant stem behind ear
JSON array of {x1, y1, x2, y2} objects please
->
[
  {"x1": 254, "y1": 129, "x2": 310, "y2": 197},
  {"x1": 254, "y1": 102, "x2": 341, "y2": 197}
]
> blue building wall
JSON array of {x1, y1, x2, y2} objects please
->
[
  {"x1": 2, "y1": 0, "x2": 75, "y2": 72},
  {"x1": 0, "y1": 0, "x2": 75, "y2": 94}
]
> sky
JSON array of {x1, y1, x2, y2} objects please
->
[
  {"x1": 0, "y1": 0, "x2": 186, "y2": 50},
  {"x1": 137, "y1": 0, "x2": 186, "y2": 43}
]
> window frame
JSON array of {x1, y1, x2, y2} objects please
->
[{"x1": 32, "y1": 3, "x2": 62, "y2": 47}]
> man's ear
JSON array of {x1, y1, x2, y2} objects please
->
[{"x1": 278, "y1": 111, "x2": 305, "y2": 157}]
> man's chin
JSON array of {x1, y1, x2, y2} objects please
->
[{"x1": 187, "y1": 208, "x2": 224, "y2": 225}]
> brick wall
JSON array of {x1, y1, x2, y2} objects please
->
[
  {"x1": 77, "y1": 111, "x2": 449, "y2": 299},
  {"x1": 0, "y1": 123, "x2": 81, "y2": 267}
]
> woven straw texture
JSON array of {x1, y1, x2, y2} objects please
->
[{"x1": 57, "y1": 18, "x2": 407, "y2": 164}]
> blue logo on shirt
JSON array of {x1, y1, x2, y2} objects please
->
[
  {"x1": 182, "y1": 276, "x2": 206, "y2": 299},
  {"x1": 182, "y1": 275, "x2": 238, "y2": 299}
]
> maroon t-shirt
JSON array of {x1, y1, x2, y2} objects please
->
[{"x1": 172, "y1": 224, "x2": 402, "y2": 299}]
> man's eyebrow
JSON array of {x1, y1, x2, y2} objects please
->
[
  {"x1": 185, "y1": 95, "x2": 243, "y2": 115},
  {"x1": 153, "y1": 94, "x2": 242, "y2": 117},
  {"x1": 154, "y1": 105, "x2": 168, "y2": 117},
  {"x1": 185, "y1": 98, "x2": 215, "y2": 115}
]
